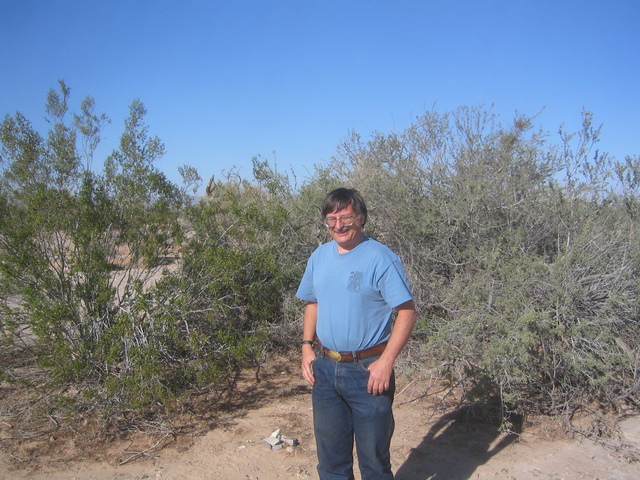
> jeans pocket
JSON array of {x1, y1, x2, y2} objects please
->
[{"x1": 357, "y1": 354, "x2": 381, "y2": 373}]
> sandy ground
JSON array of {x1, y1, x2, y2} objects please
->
[{"x1": 1, "y1": 359, "x2": 639, "y2": 480}]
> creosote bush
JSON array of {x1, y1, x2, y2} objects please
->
[
  {"x1": 325, "y1": 108, "x2": 640, "y2": 432},
  {"x1": 1, "y1": 85, "x2": 638, "y2": 437}
]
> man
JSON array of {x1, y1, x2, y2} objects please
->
[{"x1": 296, "y1": 188, "x2": 417, "y2": 480}]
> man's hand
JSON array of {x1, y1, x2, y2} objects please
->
[
  {"x1": 301, "y1": 302, "x2": 318, "y2": 386},
  {"x1": 366, "y1": 300, "x2": 417, "y2": 395},
  {"x1": 366, "y1": 357, "x2": 394, "y2": 395},
  {"x1": 301, "y1": 344, "x2": 316, "y2": 385}
]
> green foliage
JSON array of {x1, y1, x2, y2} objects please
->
[
  {"x1": 320, "y1": 106, "x2": 639, "y2": 425},
  {"x1": 1, "y1": 83, "x2": 638, "y2": 432},
  {"x1": 0, "y1": 81, "x2": 187, "y2": 412}
]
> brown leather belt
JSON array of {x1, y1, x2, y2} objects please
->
[{"x1": 323, "y1": 341, "x2": 387, "y2": 362}]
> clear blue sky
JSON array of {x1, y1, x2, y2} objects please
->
[{"x1": 1, "y1": 1, "x2": 638, "y2": 189}]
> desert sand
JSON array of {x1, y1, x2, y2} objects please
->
[{"x1": 1, "y1": 358, "x2": 638, "y2": 480}]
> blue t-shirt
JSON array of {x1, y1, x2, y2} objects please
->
[{"x1": 296, "y1": 236, "x2": 413, "y2": 352}]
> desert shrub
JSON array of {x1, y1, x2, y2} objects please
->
[
  {"x1": 121, "y1": 160, "x2": 319, "y2": 398},
  {"x1": 1, "y1": 83, "x2": 638, "y2": 433},
  {"x1": 0, "y1": 85, "x2": 317, "y2": 419},
  {"x1": 0, "y1": 82, "x2": 187, "y2": 413},
  {"x1": 310, "y1": 107, "x2": 640, "y2": 428}
]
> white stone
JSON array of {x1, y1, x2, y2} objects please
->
[{"x1": 263, "y1": 436, "x2": 282, "y2": 447}]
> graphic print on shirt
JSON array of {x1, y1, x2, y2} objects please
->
[{"x1": 348, "y1": 271, "x2": 364, "y2": 292}]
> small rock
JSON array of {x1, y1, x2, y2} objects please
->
[
  {"x1": 263, "y1": 435, "x2": 283, "y2": 450},
  {"x1": 282, "y1": 435, "x2": 299, "y2": 446},
  {"x1": 263, "y1": 436, "x2": 282, "y2": 446}
]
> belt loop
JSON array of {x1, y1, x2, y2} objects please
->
[{"x1": 352, "y1": 351, "x2": 358, "y2": 363}]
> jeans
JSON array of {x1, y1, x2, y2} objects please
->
[{"x1": 312, "y1": 354, "x2": 395, "y2": 480}]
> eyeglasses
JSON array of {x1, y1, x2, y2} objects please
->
[{"x1": 324, "y1": 214, "x2": 357, "y2": 228}]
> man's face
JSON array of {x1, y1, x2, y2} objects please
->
[{"x1": 325, "y1": 203, "x2": 365, "y2": 252}]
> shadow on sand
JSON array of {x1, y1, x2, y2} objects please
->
[{"x1": 395, "y1": 406, "x2": 522, "y2": 480}]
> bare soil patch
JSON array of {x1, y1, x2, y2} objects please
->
[{"x1": 1, "y1": 357, "x2": 638, "y2": 480}]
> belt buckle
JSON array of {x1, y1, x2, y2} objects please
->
[{"x1": 326, "y1": 349, "x2": 343, "y2": 362}]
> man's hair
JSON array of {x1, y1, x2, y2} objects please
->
[{"x1": 321, "y1": 188, "x2": 368, "y2": 225}]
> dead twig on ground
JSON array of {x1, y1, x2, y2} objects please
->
[{"x1": 118, "y1": 433, "x2": 174, "y2": 466}]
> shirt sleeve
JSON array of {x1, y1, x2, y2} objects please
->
[
  {"x1": 378, "y1": 259, "x2": 414, "y2": 309},
  {"x1": 296, "y1": 256, "x2": 317, "y2": 302}
]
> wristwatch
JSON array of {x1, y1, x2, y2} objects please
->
[{"x1": 302, "y1": 340, "x2": 314, "y2": 346}]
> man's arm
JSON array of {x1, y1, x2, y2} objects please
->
[
  {"x1": 367, "y1": 300, "x2": 417, "y2": 395},
  {"x1": 301, "y1": 301, "x2": 318, "y2": 385}
]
